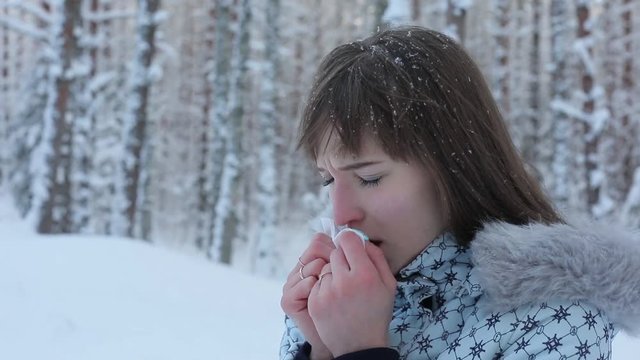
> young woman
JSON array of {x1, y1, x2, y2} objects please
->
[{"x1": 280, "y1": 27, "x2": 640, "y2": 360}]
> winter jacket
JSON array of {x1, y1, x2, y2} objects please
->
[{"x1": 279, "y1": 220, "x2": 640, "y2": 360}]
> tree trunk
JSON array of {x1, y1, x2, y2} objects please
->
[
  {"x1": 119, "y1": 0, "x2": 161, "y2": 239},
  {"x1": 37, "y1": 0, "x2": 84, "y2": 234},
  {"x1": 575, "y1": 1, "x2": 600, "y2": 214},
  {"x1": 447, "y1": 0, "x2": 468, "y2": 43},
  {"x1": 254, "y1": 0, "x2": 281, "y2": 276},
  {"x1": 549, "y1": 0, "x2": 573, "y2": 209},
  {"x1": 207, "y1": 0, "x2": 235, "y2": 263},
  {"x1": 493, "y1": 0, "x2": 511, "y2": 117}
]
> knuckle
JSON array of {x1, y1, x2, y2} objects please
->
[
  {"x1": 307, "y1": 259, "x2": 323, "y2": 273},
  {"x1": 280, "y1": 296, "x2": 291, "y2": 312},
  {"x1": 305, "y1": 247, "x2": 330, "y2": 262},
  {"x1": 310, "y1": 234, "x2": 331, "y2": 249}
]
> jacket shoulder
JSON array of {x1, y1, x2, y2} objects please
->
[
  {"x1": 470, "y1": 220, "x2": 640, "y2": 335},
  {"x1": 451, "y1": 298, "x2": 615, "y2": 360},
  {"x1": 503, "y1": 299, "x2": 615, "y2": 359}
]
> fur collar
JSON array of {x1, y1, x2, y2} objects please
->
[{"x1": 470, "y1": 219, "x2": 640, "y2": 335}]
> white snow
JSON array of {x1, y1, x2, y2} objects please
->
[
  {"x1": 0, "y1": 193, "x2": 284, "y2": 360},
  {"x1": 0, "y1": 193, "x2": 638, "y2": 359}
]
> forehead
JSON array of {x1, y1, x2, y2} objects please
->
[{"x1": 316, "y1": 132, "x2": 387, "y2": 165}]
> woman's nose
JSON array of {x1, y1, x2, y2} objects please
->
[{"x1": 331, "y1": 182, "x2": 365, "y2": 226}]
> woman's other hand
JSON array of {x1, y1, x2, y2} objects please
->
[
  {"x1": 281, "y1": 233, "x2": 335, "y2": 359},
  {"x1": 308, "y1": 232, "x2": 397, "y2": 357}
]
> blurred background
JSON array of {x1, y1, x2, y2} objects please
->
[
  {"x1": 1, "y1": 0, "x2": 639, "y2": 277},
  {"x1": 1, "y1": 1, "x2": 640, "y2": 359}
]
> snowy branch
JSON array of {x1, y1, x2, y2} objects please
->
[
  {"x1": 0, "y1": 16, "x2": 48, "y2": 41},
  {"x1": 0, "y1": 1, "x2": 52, "y2": 25},
  {"x1": 573, "y1": 38, "x2": 597, "y2": 76},
  {"x1": 84, "y1": 11, "x2": 136, "y2": 23}
]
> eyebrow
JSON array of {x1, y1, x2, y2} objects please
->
[{"x1": 317, "y1": 160, "x2": 383, "y2": 172}]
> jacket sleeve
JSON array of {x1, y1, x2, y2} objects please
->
[
  {"x1": 280, "y1": 315, "x2": 400, "y2": 360},
  {"x1": 500, "y1": 300, "x2": 616, "y2": 360},
  {"x1": 332, "y1": 348, "x2": 400, "y2": 360},
  {"x1": 280, "y1": 315, "x2": 307, "y2": 360}
]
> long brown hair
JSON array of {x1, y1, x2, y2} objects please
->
[{"x1": 298, "y1": 26, "x2": 563, "y2": 246}]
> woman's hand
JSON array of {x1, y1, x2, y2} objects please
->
[
  {"x1": 308, "y1": 232, "x2": 397, "y2": 357},
  {"x1": 281, "y1": 233, "x2": 336, "y2": 359}
]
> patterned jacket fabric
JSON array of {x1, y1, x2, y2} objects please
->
[{"x1": 279, "y1": 221, "x2": 640, "y2": 360}]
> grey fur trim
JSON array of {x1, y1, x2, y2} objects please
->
[{"x1": 470, "y1": 220, "x2": 640, "y2": 335}]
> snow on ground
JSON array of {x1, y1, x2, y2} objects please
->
[
  {"x1": 0, "y1": 193, "x2": 638, "y2": 359},
  {"x1": 0, "y1": 197, "x2": 283, "y2": 359}
]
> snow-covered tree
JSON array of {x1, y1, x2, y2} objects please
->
[
  {"x1": 490, "y1": 0, "x2": 511, "y2": 118},
  {"x1": 593, "y1": 0, "x2": 637, "y2": 220},
  {"x1": 571, "y1": 0, "x2": 609, "y2": 215},
  {"x1": 23, "y1": 0, "x2": 93, "y2": 233},
  {"x1": 548, "y1": 0, "x2": 575, "y2": 210},
  {"x1": 445, "y1": 0, "x2": 471, "y2": 42},
  {"x1": 3, "y1": 0, "x2": 639, "y2": 278},
  {"x1": 115, "y1": 0, "x2": 162, "y2": 239},
  {"x1": 254, "y1": 0, "x2": 281, "y2": 276},
  {"x1": 209, "y1": 0, "x2": 252, "y2": 263}
]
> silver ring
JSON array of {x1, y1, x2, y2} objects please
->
[
  {"x1": 319, "y1": 271, "x2": 332, "y2": 282},
  {"x1": 298, "y1": 264, "x2": 306, "y2": 280},
  {"x1": 298, "y1": 257, "x2": 306, "y2": 267}
]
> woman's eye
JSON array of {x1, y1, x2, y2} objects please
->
[
  {"x1": 359, "y1": 177, "x2": 381, "y2": 187},
  {"x1": 322, "y1": 178, "x2": 334, "y2": 187}
]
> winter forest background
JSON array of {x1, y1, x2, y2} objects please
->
[{"x1": 1, "y1": 0, "x2": 640, "y2": 280}]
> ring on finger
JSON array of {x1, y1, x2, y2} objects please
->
[
  {"x1": 298, "y1": 264, "x2": 306, "y2": 280},
  {"x1": 298, "y1": 257, "x2": 306, "y2": 267},
  {"x1": 319, "y1": 271, "x2": 332, "y2": 282}
]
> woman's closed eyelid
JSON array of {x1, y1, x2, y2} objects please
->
[
  {"x1": 322, "y1": 178, "x2": 334, "y2": 187},
  {"x1": 359, "y1": 175, "x2": 382, "y2": 187},
  {"x1": 320, "y1": 174, "x2": 383, "y2": 187}
]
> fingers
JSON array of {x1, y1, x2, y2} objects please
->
[
  {"x1": 337, "y1": 232, "x2": 373, "y2": 272},
  {"x1": 319, "y1": 263, "x2": 332, "y2": 281},
  {"x1": 286, "y1": 233, "x2": 334, "y2": 283},
  {"x1": 300, "y1": 233, "x2": 335, "y2": 264},
  {"x1": 329, "y1": 233, "x2": 395, "y2": 292},
  {"x1": 285, "y1": 258, "x2": 326, "y2": 288},
  {"x1": 366, "y1": 243, "x2": 396, "y2": 291},
  {"x1": 329, "y1": 245, "x2": 349, "y2": 275},
  {"x1": 281, "y1": 275, "x2": 318, "y2": 314}
]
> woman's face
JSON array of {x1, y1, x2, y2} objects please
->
[{"x1": 316, "y1": 134, "x2": 446, "y2": 274}]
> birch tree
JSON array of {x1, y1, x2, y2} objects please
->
[
  {"x1": 209, "y1": 0, "x2": 251, "y2": 263},
  {"x1": 491, "y1": 0, "x2": 511, "y2": 118},
  {"x1": 254, "y1": 0, "x2": 281, "y2": 276},
  {"x1": 19, "y1": 0, "x2": 93, "y2": 234},
  {"x1": 205, "y1": 0, "x2": 232, "y2": 259},
  {"x1": 573, "y1": 0, "x2": 609, "y2": 214},
  {"x1": 205, "y1": 0, "x2": 244, "y2": 263},
  {"x1": 533, "y1": 0, "x2": 555, "y2": 187},
  {"x1": 195, "y1": 0, "x2": 216, "y2": 251},
  {"x1": 1, "y1": 3, "x2": 47, "y2": 212},
  {"x1": 446, "y1": 0, "x2": 470, "y2": 43},
  {"x1": 116, "y1": 0, "x2": 162, "y2": 239},
  {"x1": 549, "y1": 0, "x2": 574, "y2": 210}
]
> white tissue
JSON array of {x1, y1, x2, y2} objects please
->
[{"x1": 310, "y1": 217, "x2": 369, "y2": 246}]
